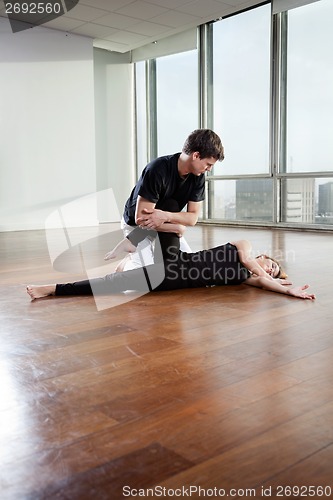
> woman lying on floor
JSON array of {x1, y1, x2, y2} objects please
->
[{"x1": 26, "y1": 225, "x2": 316, "y2": 301}]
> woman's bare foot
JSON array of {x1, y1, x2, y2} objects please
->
[
  {"x1": 26, "y1": 285, "x2": 56, "y2": 300},
  {"x1": 104, "y1": 238, "x2": 136, "y2": 260}
]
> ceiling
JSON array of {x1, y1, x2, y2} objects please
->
[{"x1": 0, "y1": 0, "x2": 262, "y2": 54}]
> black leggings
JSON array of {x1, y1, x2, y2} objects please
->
[
  {"x1": 55, "y1": 231, "x2": 181, "y2": 296},
  {"x1": 55, "y1": 199, "x2": 183, "y2": 296}
]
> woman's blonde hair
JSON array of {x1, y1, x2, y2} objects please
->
[{"x1": 256, "y1": 254, "x2": 288, "y2": 279}]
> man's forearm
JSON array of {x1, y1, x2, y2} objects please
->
[
  {"x1": 163, "y1": 211, "x2": 198, "y2": 226},
  {"x1": 136, "y1": 207, "x2": 199, "y2": 229}
]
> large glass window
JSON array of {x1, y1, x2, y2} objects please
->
[
  {"x1": 278, "y1": 0, "x2": 333, "y2": 226},
  {"x1": 280, "y1": 177, "x2": 333, "y2": 225},
  {"x1": 156, "y1": 50, "x2": 198, "y2": 156},
  {"x1": 285, "y1": 0, "x2": 333, "y2": 173},
  {"x1": 213, "y1": 4, "x2": 271, "y2": 176},
  {"x1": 207, "y1": 178, "x2": 274, "y2": 222},
  {"x1": 135, "y1": 0, "x2": 333, "y2": 230}
]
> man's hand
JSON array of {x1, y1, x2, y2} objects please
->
[{"x1": 137, "y1": 208, "x2": 170, "y2": 230}]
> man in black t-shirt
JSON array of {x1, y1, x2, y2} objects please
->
[
  {"x1": 123, "y1": 152, "x2": 205, "y2": 226},
  {"x1": 106, "y1": 129, "x2": 224, "y2": 269}
]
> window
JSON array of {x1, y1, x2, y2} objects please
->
[
  {"x1": 207, "y1": 178, "x2": 274, "y2": 222},
  {"x1": 213, "y1": 4, "x2": 271, "y2": 176},
  {"x1": 156, "y1": 50, "x2": 198, "y2": 156},
  {"x1": 278, "y1": 0, "x2": 333, "y2": 226},
  {"x1": 281, "y1": 177, "x2": 333, "y2": 225},
  {"x1": 136, "y1": 0, "x2": 333, "y2": 230},
  {"x1": 285, "y1": 0, "x2": 333, "y2": 173}
]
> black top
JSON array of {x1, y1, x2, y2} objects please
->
[
  {"x1": 123, "y1": 153, "x2": 205, "y2": 226},
  {"x1": 159, "y1": 243, "x2": 251, "y2": 291}
]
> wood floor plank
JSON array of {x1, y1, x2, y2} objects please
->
[
  {"x1": 1, "y1": 225, "x2": 333, "y2": 498},
  {"x1": 261, "y1": 443, "x2": 333, "y2": 495},
  {"x1": 31, "y1": 443, "x2": 194, "y2": 500},
  {"x1": 158, "y1": 400, "x2": 333, "y2": 491}
]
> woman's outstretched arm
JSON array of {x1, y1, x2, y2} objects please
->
[
  {"x1": 231, "y1": 239, "x2": 274, "y2": 280},
  {"x1": 244, "y1": 275, "x2": 316, "y2": 300}
]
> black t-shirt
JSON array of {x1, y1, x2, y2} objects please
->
[{"x1": 123, "y1": 153, "x2": 205, "y2": 226}]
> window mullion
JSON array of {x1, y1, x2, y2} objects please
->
[{"x1": 145, "y1": 59, "x2": 157, "y2": 161}]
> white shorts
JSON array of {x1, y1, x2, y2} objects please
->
[{"x1": 120, "y1": 217, "x2": 192, "y2": 271}]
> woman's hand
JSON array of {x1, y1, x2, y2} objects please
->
[
  {"x1": 287, "y1": 284, "x2": 316, "y2": 300},
  {"x1": 245, "y1": 276, "x2": 316, "y2": 300}
]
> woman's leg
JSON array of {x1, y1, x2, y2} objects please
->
[
  {"x1": 56, "y1": 227, "x2": 179, "y2": 297},
  {"x1": 154, "y1": 231, "x2": 180, "y2": 262},
  {"x1": 54, "y1": 230, "x2": 181, "y2": 297},
  {"x1": 55, "y1": 263, "x2": 165, "y2": 296},
  {"x1": 28, "y1": 201, "x2": 184, "y2": 300},
  {"x1": 28, "y1": 239, "x2": 185, "y2": 299}
]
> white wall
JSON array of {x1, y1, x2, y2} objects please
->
[
  {"x1": 93, "y1": 48, "x2": 135, "y2": 223},
  {"x1": 0, "y1": 19, "x2": 96, "y2": 231}
]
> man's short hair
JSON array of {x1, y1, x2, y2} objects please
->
[{"x1": 183, "y1": 129, "x2": 225, "y2": 161}]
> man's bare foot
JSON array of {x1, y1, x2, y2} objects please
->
[
  {"x1": 104, "y1": 238, "x2": 136, "y2": 260},
  {"x1": 26, "y1": 285, "x2": 56, "y2": 300}
]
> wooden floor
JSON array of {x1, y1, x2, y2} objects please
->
[{"x1": 1, "y1": 224, "x2": 332, "y2": 499}]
